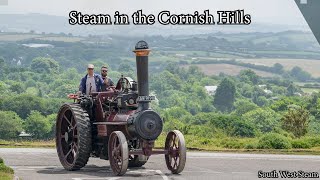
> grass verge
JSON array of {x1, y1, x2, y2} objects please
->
[
  {"x1": 0, "y1": 157, "x2": 14, "y2": 180},
  {"x1": 2, "y1": 134, "x2": 320, "y2": 155}
]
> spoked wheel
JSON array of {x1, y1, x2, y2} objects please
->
[
  {"x1": 108, "y1": 131, "x2": 129, "y2": 176},
  {"x1": 165, "y1": 130, "x2": 186, "y2": 174},
  {"x1": 56, "y1": 104, "x2": 92, "y2": 170}
]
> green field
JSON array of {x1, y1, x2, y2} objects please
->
[
  {"x1": 237, "y1": 58, "x2": 320, "y2": 77},
  {"x1": 0, "y1": 33, "x2": 83, "y2": 42},
  {"x1": 301, "y1": 88, "x2": 320, "y2": 94},
  {"x1": 0, "y1": 33, "x2": 41, "y2": 41}
]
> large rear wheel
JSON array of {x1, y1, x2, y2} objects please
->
[{"x1": 56, "y1": 104, "x2": 92, "y2": 171}]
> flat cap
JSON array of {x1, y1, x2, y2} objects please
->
[{"x1": 87, "y1": 64, "x2": 94, "y2": 69}]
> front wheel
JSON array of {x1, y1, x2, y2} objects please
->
[
  {"x1": 165, "y1": 130, "x2": 186, "y2": 174},
  {"x1": 108, "y1": 131, "x2": 129, "y2": 176}
]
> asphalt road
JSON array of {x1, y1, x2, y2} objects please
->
[{"x1": 1, "y1": 148, "x2": 320, "y2": 180}]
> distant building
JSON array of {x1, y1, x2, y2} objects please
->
[
  {"x1": 264, "y1": 89, "x2": 273, "y2": 94},
  {"x1": 205, "y1": 86, "x2": 218, "y2": 95},
  {"x1": 175, "y1": 54, "x2": 185, "y2": 57},
  {"x1": 19, "y1": 131, "x2": 32, "y2": 138},
  {"x1": 293, "y1": 92, "x2": 302, "y2": 97},
  {"x1": 258, "y1": 84, "x2": 272, "y2": 94},
  {"x1": 301, "y1": 0, "x2": 307, "y2": 4},
  {"x1": 22, "y1": 43, "x2": 54, "y2": 48}
]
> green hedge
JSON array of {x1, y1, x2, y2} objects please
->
[{"x1": 258, "y1": 133, "x2": 292, "y2": 149}]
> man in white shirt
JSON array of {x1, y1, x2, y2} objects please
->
[{"x1": 78, "y1": 64, "x2": 107, "y2": 95}]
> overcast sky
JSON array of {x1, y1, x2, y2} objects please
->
[{"x1": 0, "y1": 0, "x2": 307, "y2": 26}]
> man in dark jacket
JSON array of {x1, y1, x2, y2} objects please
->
[
  {"x1": 78, "y1": 64, "x2": 106, "y2": 95},
  {"x1": 100, "y1": 65, "x2": 114, "y2": 91}
]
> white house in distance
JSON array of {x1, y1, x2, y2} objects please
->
[{"x1": 205, "y1": 86, "x2": 218, "y2": 95}]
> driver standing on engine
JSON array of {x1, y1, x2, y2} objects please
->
[
  {"x1": 78, "y1": 64, "x2": 107, "y2": 95},
  {"x1": 100, "y1": 65, "x2": 114, "y2": 91}
]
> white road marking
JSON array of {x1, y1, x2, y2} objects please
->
[
  {"x1": 155, "y1": 170, "x2": 169, "y2": 180},
  {"x1": 231, "y1": 172, "x2": 253, "y2": 174},
  {"x1": 26, "y1": 166, "x2": 58, "y2": 169},
  {"x1": 188, "y1": 156, "x2": 320, "y2": 161},
  {"x1": 72, "y1": 178, "x2": 120, "y2": 180},
  {"x1": 17, "y1": 169, "x2": 35, "y2": 171},
  {"x1": 129, "y1": 169, "x2": 169, "y2": 180},
  {"x1": 128, "y1": 170, "x2": 149, "y2": 174},
  {"x1": 183, "y1": 170, "x2": 223, "y2": 173}
]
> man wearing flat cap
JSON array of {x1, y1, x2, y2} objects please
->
[{"x1": 78, "y1": 64, "x2": 108, "y2": 95}]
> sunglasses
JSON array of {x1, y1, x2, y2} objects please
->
[
  {"x1": 87, "y1": 68, "x2": 94, "y2": 70},
  {"x1": 101, "y1": 70, "x2": 108, "y2": 72}
]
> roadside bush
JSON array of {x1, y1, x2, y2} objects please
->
[
  {"x1": 0, "y1": 162, "x2": 14, "y2": 174},
  {"x1": 231, "y1": 119, "x2": 256, "y2": 137},
  {"x1": 272, "y1": 127, "x2": 295, "y2": 139},
  {"x1": 0, "y1": 111, "x2": 23, "y2": 140},
  {"x1": 301, "y1": 136, "x2": 320, "y2": 147},
  {"x1": 209, "y1": 114, "x2": 256, "y2": 137},
  {"x1": 245, "y1": 142, "x2": 258, "y2": 149},
  {"x1": 199, "y1": 137, "x2": 214, "y2": 145},
  {"x1": 243, "y1": 108, "x2": 280, "y2": 133},
  {"x1": 291, "y1": 139, "x2": 312, "y2": 149},
  {"x1": 0, "y1": 157, "x2": 3, "y2": 164},
  {"x1": 221, "y1": 138, "x2": 244, "y2": 149},
  {"x1": 257, "y1": 133, "x2": 292, "y2": 149}
]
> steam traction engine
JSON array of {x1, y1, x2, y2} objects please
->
[{"x1": 55, "y1": 41, "x2": 186, "y2": 176}]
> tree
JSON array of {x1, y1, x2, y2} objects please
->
[
  {"x1": 254, "y1": 96, "x2": 269, "y2": 107},
  {"x1": 24, "y1": 111, "x2": 51, "y2": 139},
  {"x1": 239, "y1": 69, "x2": 259, "y2": 85},
  {"x1": 290, "y1": 66, "x2": 311, "y2": 82},
  {"x1": 118, "y1": 62, "x2": 134, "y2": 72},
  {"x1": 234, "y1": 99, "x2": 258, "y2": 116},
  {"x1": 270, "y1": 97, "x2": 305, "y2": 112},
  {"x1": 273, "y1": 63, "x2": 284, "y2": 74},
  {"x1": 0, "y1": 57, "x2": 5, "y2": 76},
  {"x1": 163, "y1": 107, "x2": 191, "y2": 119},
  {"x1": 46, "y1": 114, "x2": 57, "y2": 139},
  {"x1": 213, "y1": 78, "x2": 236, "y2": 112},
  {"x1": 150, "y1": 71, "x2": 182, "y2": 95},
  {"x1": 307, "y1": 92, "x2": 320, "y2": 119},
  {"x1": 208, "y1": 114, "x2": 256, "y2": 137},
  {"x1": 30, "y1": 57, "x2": 59, "y2": 74},
  {"x1": 243, "y1": 108, "x2": 280, "y2": 133},
  {"x1": 0, "y1": 111, "x2": 23, "y2": 139},
  {"x1": 0, "y1": 94, "x2": 46, "y2": 119},
  {"x1": 281, "y1": 106, "x2": 310, "y2": 138},
  {"x1": 287, "y1": 83, "x2": 300, "y2": 96},
  {"x1": 0, "y1": 81, "x2": 9, "y2": 94}
]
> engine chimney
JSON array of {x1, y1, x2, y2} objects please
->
[{"x1": 133, "y1": 41, "x2": 150, "y2": 110}]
